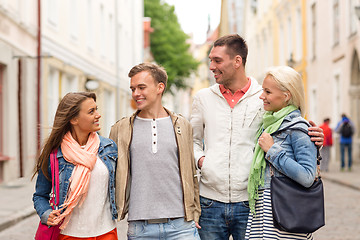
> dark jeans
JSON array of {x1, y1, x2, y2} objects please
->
[
  {"x1": 198, "y1": 196, "x2": 249, "y2": 240},
  {"x1": 340, "y1": 143, "x2": 352, "y2": 168}
]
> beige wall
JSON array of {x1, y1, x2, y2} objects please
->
[{"x1": 306, "y1": 0, "x2": 360, "y2": 163}]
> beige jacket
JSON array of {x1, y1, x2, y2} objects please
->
[{"x1": 109, "y1": 108, "x2": 201, "y2": 222}]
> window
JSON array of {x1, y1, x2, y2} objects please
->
[
  {"x1": 100, "y1": 5, "x2": 106, "y2": 57},
  {"x1": 87, "y1": 0, "x2": 94, "y2": 51},
  {"x1": 279, "y1": 25, "x2": 285, "y2": 65},
  {"x1": 287, "y1": 16, "x2": 293, "y2": 60},
  {"x1": 349, "y1": 0, "x2": 357, "y2": 35},
  {"x1": 109, "y1": 14, "x2": 115, "y2": 63},
  {"x1": 311, "y1": 3, "x2": 317, "y2": 60},
  {"x1": 0, "y1": 65, "x2": 4, "y2": 157},
  {"x1": 103, "y1": 90, "x2": 115, "y2": 137},
  {"x1": 310, "y1": 88, "x2": 317, "y2": 122},
  {"x1": 47, "y1": 0, "x2": 58, "y2": 26},
  {"x1": 69, "y1": 0, "x2": 78, "y2": 40},
  {"x1": 296, "y1": 8, "x2": 303, "y2": 60},
  {"x1": 333, "y1": 0, "x2": 340, "y2": 46},
  {"x1": 48, "y1": 69, "x2": 60, "y2": 127},
  {"x1": 61, "y1": 74, "x2": 78, "y2": 97},
  {"x1": 333, "y1": 74, "x2": 340, "y2": 122}
]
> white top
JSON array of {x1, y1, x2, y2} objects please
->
[
  {"x1": 61, "y1": 155, "x2": 116, "y2": 237},
  {"x1": 190, "y1": 79, "x2": 265, "y2": 203}
]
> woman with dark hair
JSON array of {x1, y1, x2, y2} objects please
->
[{"x1": 33, "y1": 92, "x2": 118, "y2": 240}]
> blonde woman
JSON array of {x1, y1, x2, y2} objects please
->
[
  {"x1": 33, "y1": 92, "x2": 118, "y2": 240},
  {"x1": 246, "y1": 66, "x2": 317, "y2": 239}
]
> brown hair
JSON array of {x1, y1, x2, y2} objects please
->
[
  {"x1": 128, "y1": 63, "x2": 168, "y2": 90},
  {"x1": 214, "y1": 34, "x2": 248, "y2": 66},
  {"x1": 33, "y1": 92, "x2": 96, "y2": 180}
]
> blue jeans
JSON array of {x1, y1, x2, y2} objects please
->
[
  {"x1": 198, "y1": 196, "x2": 250, "y2": 240},
  {"x1": 340, "y1": 143, "x2": 352, "y2": 168},
  {"x1": 127, "y1": 218, "x2": 200, "y2": 239}
]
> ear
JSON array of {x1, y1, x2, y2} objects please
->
[
  {"x1": 70, "y1": 117, "x2": 78, "y2": 126},
  {"x1": 234, "y1": 55, "x2": 243, "y2": 68},
  {"x1": 284, "y1": 91, "x2": 291, "y2": 102},
  {"x1": 157, "y1": 82, "x2": 165, "y2": 95}
]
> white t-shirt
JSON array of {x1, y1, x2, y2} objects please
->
[{"x1": 60, "y1": 155, "x2": 116, "y2": 237}]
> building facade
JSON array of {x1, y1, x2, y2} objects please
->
[
  {"x1": 0, "y1": 0, "x2": 144, "y2": 183},
  {"x1": 220, "y1": 0, "x2": 360, "y2": 164},
  {"x1": 0, "y1": 0, "x2": 38, "y2": 182},
  {"x1": 306, "y1": 0, "x2": 360, "y2": 163}
]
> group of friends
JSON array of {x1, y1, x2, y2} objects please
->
[{"x1": 33, "y1": 34, "x2": 325, "y2": 240}]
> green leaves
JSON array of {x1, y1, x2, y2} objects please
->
[{"x1": 144, "y1": 0, "x2": 199, "y2": 93}]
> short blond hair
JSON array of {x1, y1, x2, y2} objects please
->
[{"x1": 265, "y1": 66, "x2": 306, "y2": 117}]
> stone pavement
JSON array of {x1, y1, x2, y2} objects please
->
[{"x1": 0, "y1": 160, "x2": 359, "y2": 233}]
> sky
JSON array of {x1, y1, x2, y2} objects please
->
[{"x1": 164, "y1": 0, "x2": 221, "y2": 44}]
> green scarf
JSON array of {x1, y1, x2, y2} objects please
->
[{"x1": 248, "y1": 105, "x2": 298, "y2": 215}]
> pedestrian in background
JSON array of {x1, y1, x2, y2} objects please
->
[
  {"x1": 33, "y1": 92, "x2": 119, "y2": 240},
  {"x1": 335, "y1": 114, "x2": 355, "y2": 171},
  {"x1": 190, "y1": 34, "x2": 324, "y2": 240},
  {"x1": 109, "y1": 63, "x2": 200, "y2": 240},
  {"x1": 320, "y1": 118, "x2": 333, "y2": 172},
  {"x1": 246, "y1": 66, "x2": 317, "y2": 239}
]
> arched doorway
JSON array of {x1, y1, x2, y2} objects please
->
[{"x1": 350, "y1": 50, "x2": 360, "y2": 163}]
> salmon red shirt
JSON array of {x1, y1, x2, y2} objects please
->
[{"x1": 219, "y1": 78, "x2": 251, "y2": 108}]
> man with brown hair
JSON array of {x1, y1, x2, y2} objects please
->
[
  {"x1": 191, "y1": 34, "x2": 324, "y2": 240},
  {"x1": 110, "y1": 63, "x2": 200, "y2": 239}
]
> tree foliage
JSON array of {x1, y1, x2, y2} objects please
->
[{"x1": 144, "y1": 0, "x2": 199, "y2": 92}]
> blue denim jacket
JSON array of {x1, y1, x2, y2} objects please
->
[
  {"x1": 261, "y1": 110, "x2": 317, "y2": 189},
  {"x1": 33, "y1": 135, "x2": 118, "y2": 224}
]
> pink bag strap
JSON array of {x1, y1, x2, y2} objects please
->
[{"x1": 50, "y1": 149, "x2": 59, "y2": 208}]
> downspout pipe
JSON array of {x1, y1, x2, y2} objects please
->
[
  {"x1": 17, "y1": 59, "x2": 23, "y2": 177},
  {"x1": 37, "y1": 0, "x2": 41, "y2": 152}
]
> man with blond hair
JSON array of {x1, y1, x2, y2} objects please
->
[{"x1": 110, "y1": 63, "x2": 200, "y2": 239}]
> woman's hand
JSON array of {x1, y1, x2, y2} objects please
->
[
  {"x1": 46, "y1": 209, "x2": 61, "y2": 226},
  {"x1": 258, "y1": 132, "x2": 274, "y2": 152}
]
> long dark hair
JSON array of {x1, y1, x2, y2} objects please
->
[{"x1": 33, "y1": 92, "x2": 96, "y2": 180}]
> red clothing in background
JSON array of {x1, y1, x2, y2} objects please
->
[{"x1": 320, "y1": 122, "x2": 333, "y2": 146}]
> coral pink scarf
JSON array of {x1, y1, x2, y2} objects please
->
[{"x1": 54, "y1": 131, "x2": 100, "y2": 229}]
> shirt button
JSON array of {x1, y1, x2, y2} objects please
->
[
  {"x1": 231, "y1": 99, "x2": 234, "y2": 102},
  {"x1": 153, "y1": 126, "x2": 155, "y2": 128},
  {"x1": 154, "y1": 133, "x2": 156, "y2": 136},
  {"x1": 153, "y1": 142, "x2": 156, "y2": 144}
]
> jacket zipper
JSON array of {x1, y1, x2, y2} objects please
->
[{"x1": 229, "y1": 108, "x2": 233, "y2": 202}]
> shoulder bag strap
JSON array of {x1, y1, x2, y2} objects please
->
[{"x1": 50, "y1": 150, "x2": 59, "y2": 208}]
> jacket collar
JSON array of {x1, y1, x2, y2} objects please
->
[
  {"x1": 129, "y1": 107, "x2": 179, "y2": 126},
  {"x1": 276, "y1": 109, "x2": 309, "y2": 132}
]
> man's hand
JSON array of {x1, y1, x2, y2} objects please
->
[
  {"x1": 308, "y1": 121, "x2": 324, "y2": 147},
  {"x1": 195, "y1": 222, "x2": 201, "y2": 229},
  {"x1": 198, "y1": 156, "x2": 205, "y2": 169}
]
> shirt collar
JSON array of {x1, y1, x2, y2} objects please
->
[{"x1": 219, "y1": 78, "x2": 251, "y2": 94}]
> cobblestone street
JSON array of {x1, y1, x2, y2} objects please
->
[{"x1": 1, "y1": 177, "x2": 359, "y2": 239}]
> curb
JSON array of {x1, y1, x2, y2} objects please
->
[
  {"x1": 0, "y1": 206, "x2": 36, "y2": 232},
  {"x1": 322, "y1": 176, "x2": 360, "y2": 192}
]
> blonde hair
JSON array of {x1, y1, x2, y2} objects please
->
[{"x1": 265, "y1": 66, "x2": 306, "y2": 117}]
